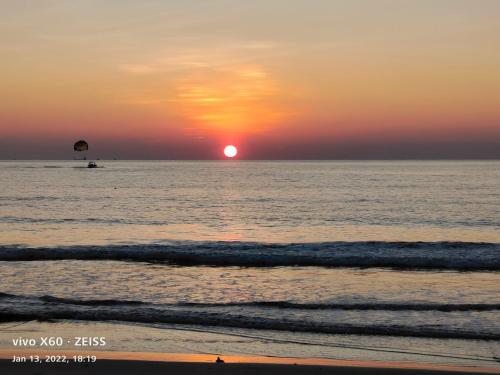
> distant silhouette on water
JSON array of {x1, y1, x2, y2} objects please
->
[
  {"x1": 215, "y1": 356, "x2": 225, "y2": 364},
  {"x1": 74, "y1": 139, "x2": 99, "y2": 168},
  {"x1": 74, "y1": 139, "x2": 88, "y2": 161}
]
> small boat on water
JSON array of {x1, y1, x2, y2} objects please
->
[{"x1": 87, "y1": 161, "x2": 98, "y2": 168}]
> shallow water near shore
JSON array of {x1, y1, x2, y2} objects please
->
[{"x1": 0, "y1": 321, "x2": 498, "y2": 368}]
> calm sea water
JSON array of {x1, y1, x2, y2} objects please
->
[
  {"x1": 0, "y1": 161, "x2": 499, "y2": 366},
  {"x1": 1, "y1": 160, "x2": 499, "y2": 245}
]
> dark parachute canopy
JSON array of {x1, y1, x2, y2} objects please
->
[{"x1": 73, "y1": 140, "x2": 88, "y2": 152}]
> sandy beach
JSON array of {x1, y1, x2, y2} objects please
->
[
  {"x1": 1, "y1": 350, "x2": 499, "y2": 375},
  {"x1": 1, "y1": 360, "x2": 499, "y2": 375}
]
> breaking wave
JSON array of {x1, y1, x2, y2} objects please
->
[
  {"x1": 1, "y1": 241, "x2": 499, "y2": 270},
  {"x1": 1, "y1": 292, "x2": 498, "y2": 311},
  {"x1": 0, "y1": 292, "x2": 499, "y2": 340}
]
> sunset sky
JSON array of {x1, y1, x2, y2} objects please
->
[{"x1": 1, "y1": 0, "x2": 499, "y2": 159}]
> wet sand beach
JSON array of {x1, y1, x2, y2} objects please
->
[{"x1": 1, "y1": 350, "x2": 499, "y2": 375}]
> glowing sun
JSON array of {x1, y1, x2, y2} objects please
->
[{"x1": 224, "y1": 145, "x2": 238, "y2": 158}]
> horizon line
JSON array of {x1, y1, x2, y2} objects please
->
[{"x1": 1, "y1": 158, "x2": 500, "y2": 162}]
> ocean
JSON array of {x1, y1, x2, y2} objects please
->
[{"x1": 0, "y1": 160, "x2": 499, "y2": 366}]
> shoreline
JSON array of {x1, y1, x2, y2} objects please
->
[{"x1": 1, "y1": 350, "x2": 499, "y2": 374}]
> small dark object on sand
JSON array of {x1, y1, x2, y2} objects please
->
[{"x1": 215, "y1": 356, "x2": 225, "y2": 364}]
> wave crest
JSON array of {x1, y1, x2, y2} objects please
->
[{"x1": 1, "y1": 241, "x2": 499, "y2": 270}]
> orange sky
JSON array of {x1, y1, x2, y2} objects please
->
[{"x1": 1, "y1": 1, "x2": 499, "y2": 159}]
